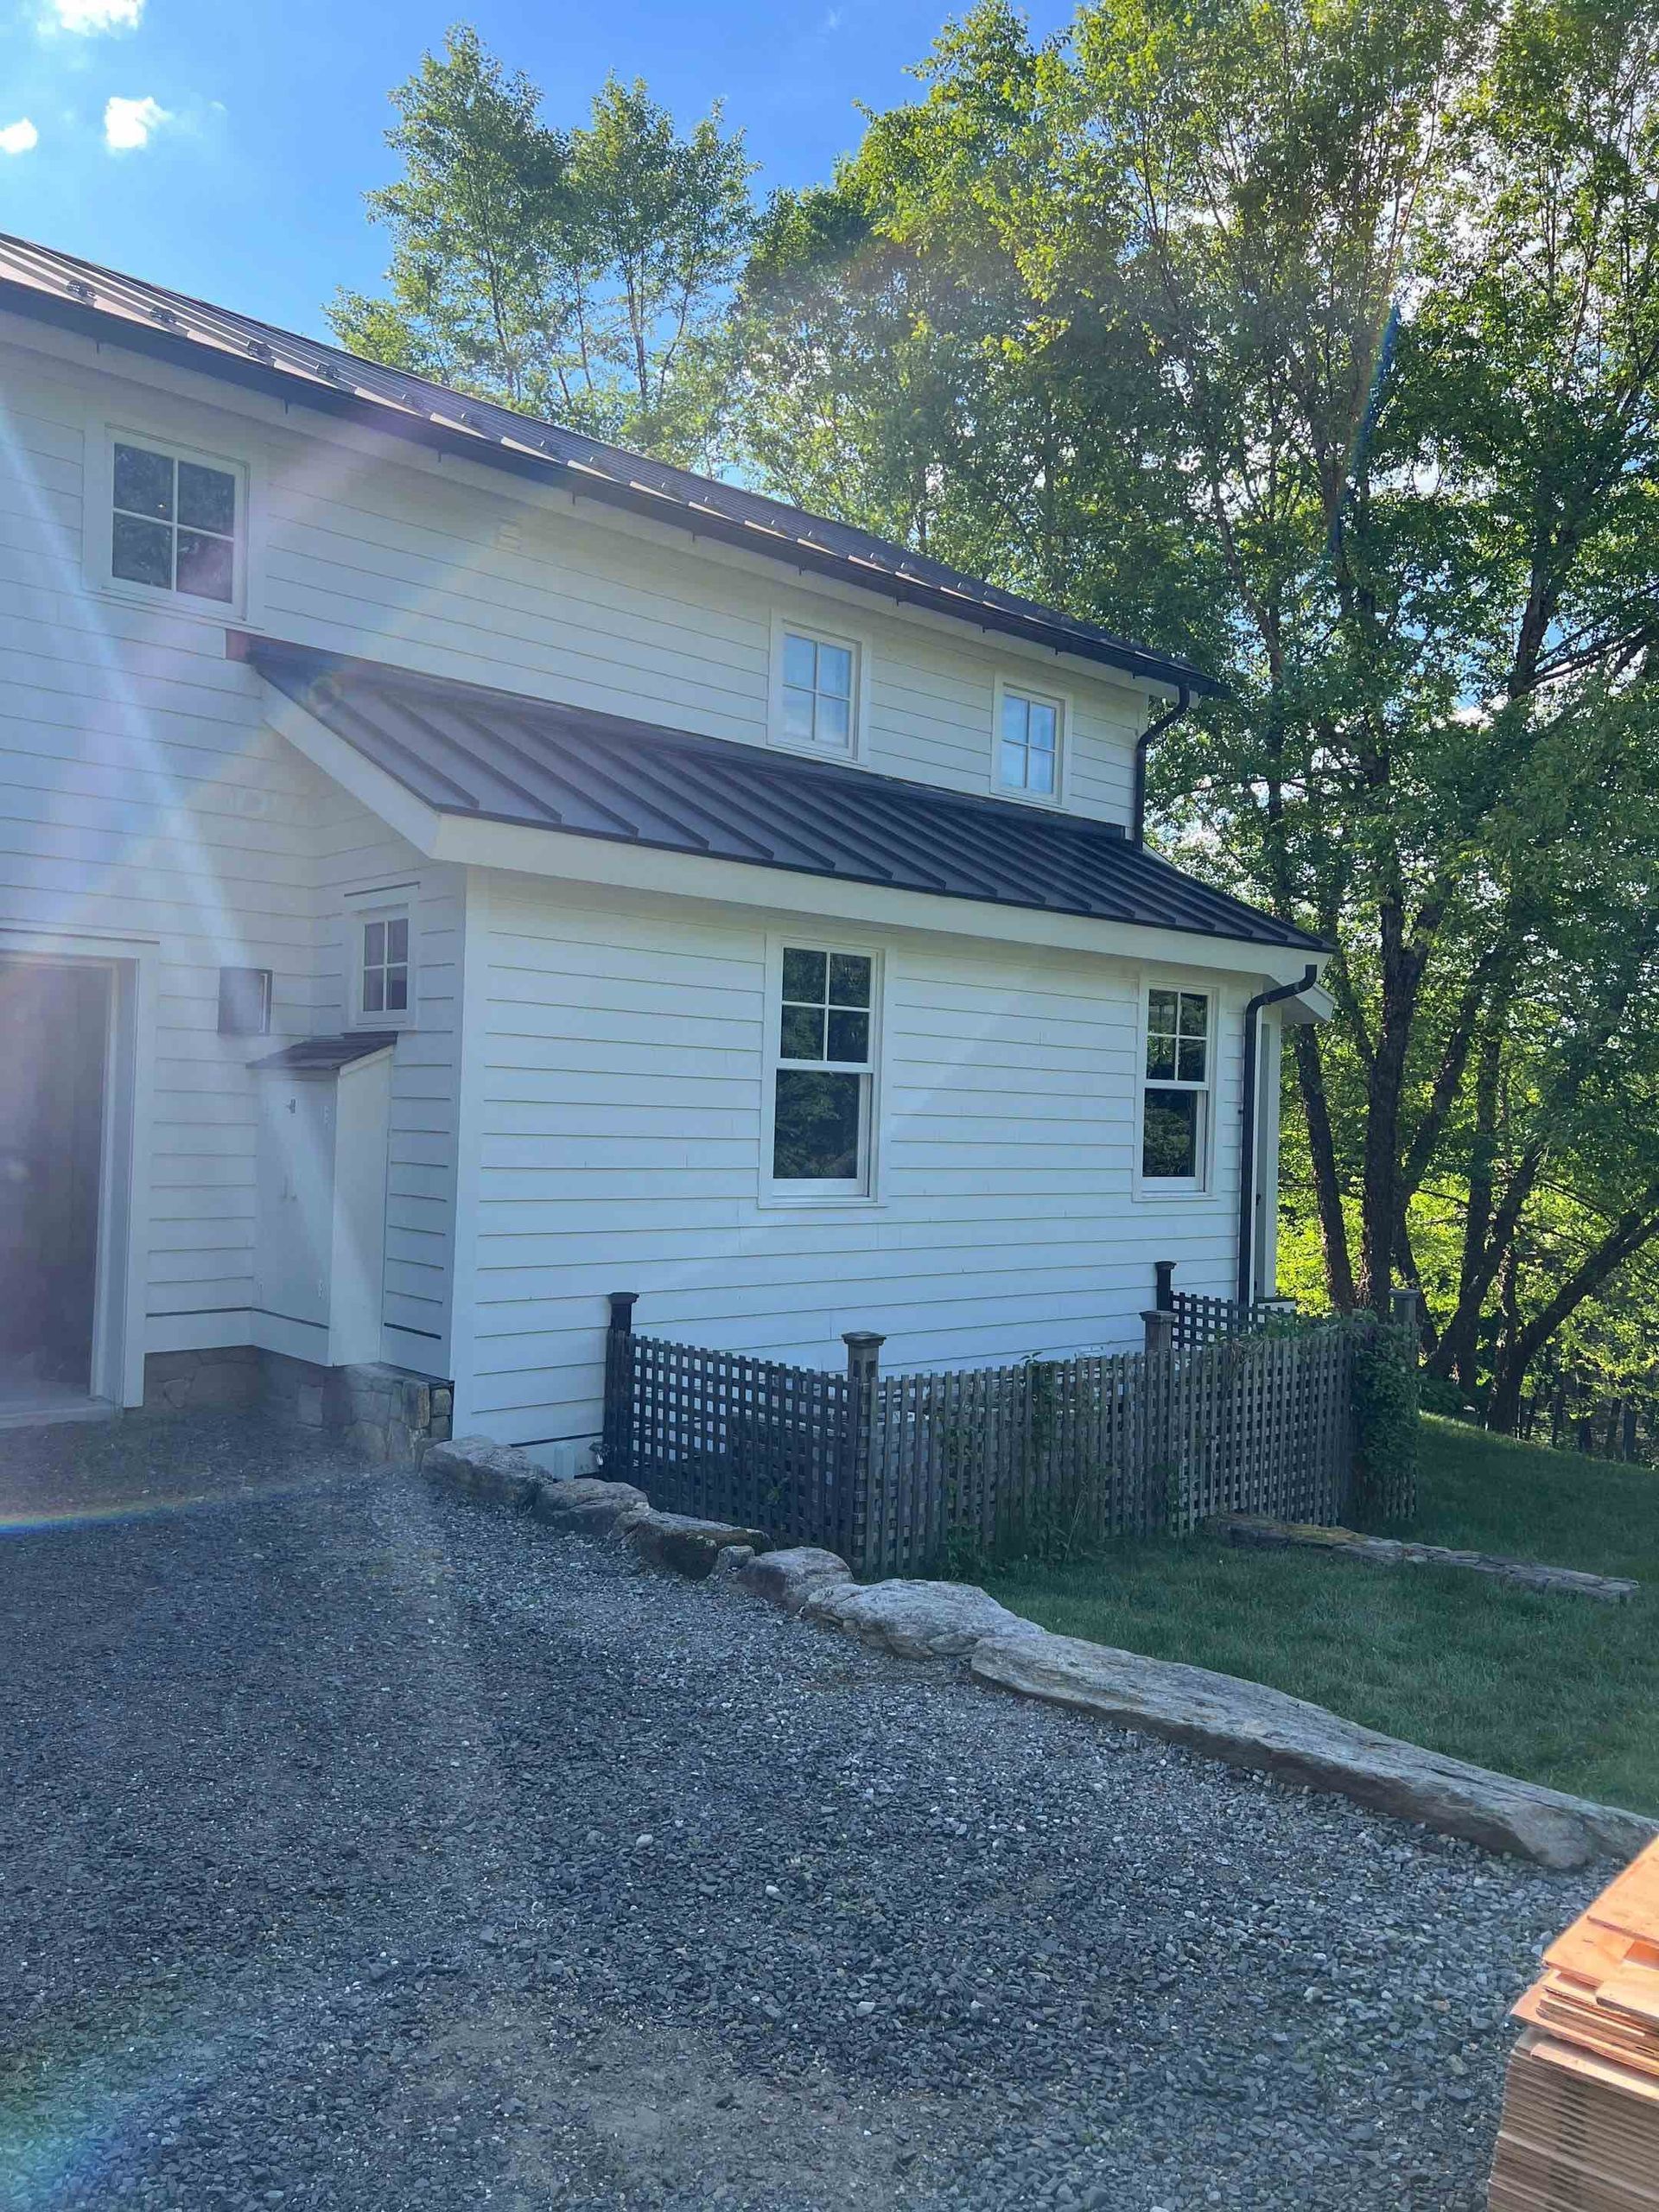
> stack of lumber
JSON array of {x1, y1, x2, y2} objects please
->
[{"x1": 1491, "y1": 1839, "x2": 1659, "y2": 2210}]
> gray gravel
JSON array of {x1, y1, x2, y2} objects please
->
[{"x1": 1, "y1": 1412, "x2": 1598, "y2": 2210}]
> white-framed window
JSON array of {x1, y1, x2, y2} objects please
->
[
  {"x1": 763, "y1": 942, "x2": 880, "y2": 1201},
  {"x1": 1138, "y1": 985, "x2": 1212, "y2": 1188},
  {"x1": 772, "y1": 621, "x2": 861, "y2": 757},
  {"x1": 104, "y1": 433, "x2": 245, "y2": 611},
  {"x1": 357, "y1": 906, "x2": 412, "y2": 1025},
  {"x1": 996, "y1": 681, "x2": 1064, "y2": 799}
]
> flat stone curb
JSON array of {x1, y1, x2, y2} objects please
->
[
  {"x1": 620, "y1": 1507, "x2": 772, "y2": 1580},
  {"x1": 802, "y1": 1578, "x2": 1045, "y2": 1660},
  {"x1": 970, "y1": 1631, "x2": 1657, "y2": 1872},
  {"x1": 418, "y1": 1446, "x2": 1654, "y2": 1871},
  {"x1": 1223, "y1": 1514, "x2": 1640, "y2": 1603}
]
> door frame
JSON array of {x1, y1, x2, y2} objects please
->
[{"x1": 0, "y1": 927, "x2": 156, "y2": 1407}]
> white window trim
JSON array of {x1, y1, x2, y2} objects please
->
[
  {"x1": 757, "y1": 932, "x2": 885, "y2": 1209},
  {"x1": 85, "y1": 422, "x2": 256, "y2": 624},
  {"x1": 767, "y1": 612, "x2": 870, "y2": 762},
  {"x1": 1131, "y1": 975, "x2": 1217, "y2": 1199},
  {"x1": 993, "y1": 674, "x2": 1068, "y2": 806},
  {"x1": 347, "y1": 893, "x2": 416, "y2": 1030}
]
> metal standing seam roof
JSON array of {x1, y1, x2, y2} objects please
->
[
  {"x1": 0, "y1": 230, "x2": 1224, "y2": 698},
  {"x1": 248, "y1": 1032, "x2": 399, "y2": 1073},
  {"x1": 238, "y1": 634, "x2": 1325, "y2": 953}
]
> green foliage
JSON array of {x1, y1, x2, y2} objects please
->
[
  {"x1": 330, "y1": 29, "x2": 755, "y2": 463},
  {"x1": 1344, "y1": 1317, "x2": 1422, "y2": 1526},
  {"x1": 728, "y1": 0, "x2": 1659, "y2": 1401}
]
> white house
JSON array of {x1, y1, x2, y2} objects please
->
[{"x1": 0, "y1": 232, "x2": 1330, "y2": 1466}]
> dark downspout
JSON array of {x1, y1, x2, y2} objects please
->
[
  {"x1": 1236, "y1": 964, "x2": 1319, "y2": 1306},
  {"x1": 1133, "y1": 682, "x2": 1191, "y2": 849}
]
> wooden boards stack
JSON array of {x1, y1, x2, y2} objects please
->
[{"x1": 1491, "y1": 1840, "x2": 1659, "y2": 2210}]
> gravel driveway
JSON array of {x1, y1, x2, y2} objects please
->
[{"x1": 2, "y1": 1413, "x2": 1596, "y2": 2211}]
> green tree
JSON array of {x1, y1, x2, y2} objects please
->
[
  {"x1": 731, "y1": 0, "x2": 1659, "y2": 1408},
  {"x1": 330, "y1": 30, "x2": 755, "y2": 464}
]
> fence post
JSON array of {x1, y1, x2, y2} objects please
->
[
  {"x1": 1154, "y1": 1259, "x2": 1176, "y2": 1313},
  {"x1": 842, "y1": 1331, "x2": 885, "y2": 1577},
  {"x1": 601, "y1": 1292, "x2": 639, "y2": 1476},
  {"x1": 1142, "y1": 1306, "x2": 1175, "y2": 1357},
  {"x1": 1389, "y1": 1287, "x2": 1422, "y2": 1346}
]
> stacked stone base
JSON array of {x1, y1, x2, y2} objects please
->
[{"x1": 143, "y1": 1347, "x2": 453, "y2": 1466}]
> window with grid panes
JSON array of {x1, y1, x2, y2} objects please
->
[
  {"x1": 111, "y1": 440, "x2": 238, "y2": 604},
  {"x1": 770, "y1": 946, "x2": 875, "y2": 1192},
  {"x1": 1141, "y1": 987, "x2": 1211, "y2": 1182},
  {"x1": 779, "y1": 632, "x2": 855, "y2": 753},
  {"x1": 360, "y1": 912, "x2": 410, "y2": 1020}
]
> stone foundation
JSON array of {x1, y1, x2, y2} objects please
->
[{"x1": 143, "y1": 1348, "x2": 453, "y2": 1466}]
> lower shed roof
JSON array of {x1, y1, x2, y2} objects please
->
[{"x1": 238, "y1": 634, "x2": 1325, "y2": 955}]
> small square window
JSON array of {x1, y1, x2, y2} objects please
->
[
  {"x1": 997, "y1": 687, "x2": 1063, "y2": 797},
  {"x1": 359, "y1": 910, "x2": 411, "y2": 1024},
  {"x1": 109, "y1": 437, "x2": 240, "y2": 607},
  {"x1": 776, "y1": 629, "x2": 858, "y2": 755}
]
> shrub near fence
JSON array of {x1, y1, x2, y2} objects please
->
[{"x1": 601, "y1": 1279, "x2": 1405, "y2": 1576}]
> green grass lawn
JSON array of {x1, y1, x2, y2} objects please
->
[{"x1": 982, "y1": 1416, "x2": 1659, "y2": 1816}]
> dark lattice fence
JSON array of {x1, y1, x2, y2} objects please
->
[{"x1": 603, "y1": 1296, "x2": 1364, "y2": 1575}]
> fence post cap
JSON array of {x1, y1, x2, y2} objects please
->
[
  {"x1": 607, "y1": 1291, "x2": 640, "y2": 1331},
  {"x1": 842, "y1": 1330, "x2": 886, "y2": 1352},
  {"x1": 1154, "y1": 1259, "x2": 1176, "y2": 1311}
]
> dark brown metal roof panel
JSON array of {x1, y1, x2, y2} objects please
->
[
  {"x1": 0, "y1": 230, "x2": 1225, "y2": 698},
  {"x1": 242, "y1": 635, "x2": 1325, "y2": 953},
  {"x1": 249, "y1": 1032, "x2": 399, "y2": 1072}
]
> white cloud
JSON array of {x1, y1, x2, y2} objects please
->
[
  {"x1": 104, "y1": 94, "x2": 170, "y2": 151},
  {"x1": 0, "y1": 118, "x2": 40, "y2": 156},
  {"x1": 46, "y1": 0, "x2": 143, "y2": 32}
]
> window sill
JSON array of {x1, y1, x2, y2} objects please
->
[
  {"x1": 1131, "y1": 1183, "x2": 1213, "y2": 1203},
  {"x1": 766, "y1": 731, "x2": 861, "y2": 766},
  {"x1": 89, "y1": 576, "x2": 251, "y2": 627},
  {"x1": 752, "y1": 1190, "x2": 886, "y2": 1214}
]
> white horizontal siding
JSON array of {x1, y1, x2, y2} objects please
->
[
  {"x1": 461, "y1": 879, "x2": 1245, "y2": 1446},
  {"x1": 1, "y1": 328, "x2": 1148, "y2": 838}
]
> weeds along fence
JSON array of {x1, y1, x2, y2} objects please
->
[{"x1": 601, "y1": 1284, "x2": 1383, "y2": 1577}]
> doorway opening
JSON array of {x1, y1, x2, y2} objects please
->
[{"x1": 0, "y1": 956, "x2": 112, "y2": 1414}]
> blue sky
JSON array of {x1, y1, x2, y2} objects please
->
[{"x1": 0, "y1": 0, "x2": 1072, "y2": 340}]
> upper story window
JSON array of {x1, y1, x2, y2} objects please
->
[
  {"x1": 1140, "y1": 986, "x2": 1211, "y2": 1186},
  {"x1": 767, "y1": 944, "x2": 878, "y2": 1199},
  {"x1": 997, "y1": 684, "x2": 1063, "y2": 798},
  {"x1": 776, "y1": 627, "x2": 857, "y2": 756},
  {"x1": 359, "y1": 909, "x2": 411, "y2": 1024},
  {"x1": 111, "y1": 438, "x2": 240, "y2": 606}
]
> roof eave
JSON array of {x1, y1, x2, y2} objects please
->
[{"x1": 0, "y1": 274, "x2": 1224, "y2": 699}]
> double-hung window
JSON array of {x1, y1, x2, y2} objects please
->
[
  {"x1": 997, "y1": 685, "x2": 1061, "y2": 798},
  {"x1": 1141, "y1": 987, "x2": 1211, "y2": 1185},
  {"x1": 359, "y1": 910, "x2": 410, "y2": 1022},
  {"x1": 110, "y1": 437, "x2": 241, "y2": 606},
  {"x1": 778, "y1": 629, "x2": 856, "y2": 755},
  {"x1": 768, "y1": 945, "x2": 877, "y2": 1198}
]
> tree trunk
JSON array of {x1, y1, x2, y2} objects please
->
[{"x1": 1289, "y1": 1021, "x2": 1356, "y2": 1310}]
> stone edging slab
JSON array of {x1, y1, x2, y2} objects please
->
[
  {"x1": 1222, "y1": 1514, "x2": 1640, "y2": 1603},
  {"x1": 421, "y1": 1439, "x2": 1657, "y2": 1872}
]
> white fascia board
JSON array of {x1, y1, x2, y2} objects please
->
[
  {"x1": 257, "y1": 686, "x2": 444, "y2": 855},
  {"x1": 427, "y1": 810, "x2": 1327, "y2": 987}
]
